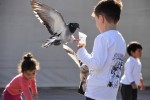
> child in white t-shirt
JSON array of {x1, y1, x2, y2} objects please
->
[
  {"x1": 76, "y1": 0, "x2": 126, "y2": 100},
  {"x1": 120, "y1": 41, "x2": 145, "y2": 100}
]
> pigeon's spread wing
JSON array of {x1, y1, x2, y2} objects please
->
[
  {"x1": 63, "y1": 45, "x2": 80, "y2": 67},
  {"x1": 31, "y1": 0, "x2": 66, "y2": 35}
]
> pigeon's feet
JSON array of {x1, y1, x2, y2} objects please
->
[{"x1": 41, "y1": 37, "x2": 56, "y2": 48}]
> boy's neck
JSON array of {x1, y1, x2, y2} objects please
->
[{"x1": 101, "y1": 23, "x2": 117, "y2": 33}]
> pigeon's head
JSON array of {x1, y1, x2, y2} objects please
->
[{"x1": 68, "y1": 23, "x2": 80, "y2": 33}]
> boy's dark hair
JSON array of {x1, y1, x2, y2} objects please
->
[
  {"x1": 127, "y1": 41, "x2": 143, "y2": 56},
  {"x1": 92, "y1": 0, "x2": 123, "y2": 24},
  {"x1": 18, "y1": 52, "x2": 40, "y2": 73}
]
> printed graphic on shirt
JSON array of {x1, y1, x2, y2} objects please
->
[{"x1": 107, "y1": 53, "x2": 124, "y2": 88}]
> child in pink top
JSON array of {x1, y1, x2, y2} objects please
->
[{"x1": 2, "y1": 52, "x2": 40, "y2": 100}]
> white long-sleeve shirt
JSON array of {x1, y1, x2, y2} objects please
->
[
  {"x1": 120, "y1": 56, "x2": 143, "y2": 86},
  {"x1": 77, "y1": 30, "x2": 126, "y2": 100}
]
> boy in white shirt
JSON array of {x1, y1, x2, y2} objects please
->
[
  {"x1": 76, "y1": 0, "x2": 126, "y2": 100},
  {"x1": 120, "y1": 41, "x2": 145, "y2": 100}
]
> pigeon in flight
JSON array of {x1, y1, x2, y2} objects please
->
[
  {"x1": 30, "y1": 0, "x2": 80, "y2": 48},
  {"x1": 63, "y1": 45, "x2": 89, "y2": 95}
]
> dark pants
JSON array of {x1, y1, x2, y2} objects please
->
[
  {"x1": 86, "y1": 97, "x2": 95, "y2": 100},
  {"x1": 121, "y1": 84, "x2": 138, "y2": 100}
]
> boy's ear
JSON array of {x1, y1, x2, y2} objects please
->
[
  {"x1": 98, "y1": 15, "x2": 104, "y2": 23},
  {"x1": 130, "y1": 51, "x2": 135, "y2": 56}
]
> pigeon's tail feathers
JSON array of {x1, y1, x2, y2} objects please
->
[
  {"x1": 41, "y1": 37, "x2": 56, "y2": 48},
  {"x1": 63, "y1": 45, "x2": 81, "y2": 67}
]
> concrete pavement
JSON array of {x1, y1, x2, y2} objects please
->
[{"x1": 0, "y1": 88, "x2": 149, "y2": 100}]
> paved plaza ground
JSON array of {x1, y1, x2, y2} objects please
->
[{"x1": 0, "y1": 87, "x2": 149, "y2": 100}]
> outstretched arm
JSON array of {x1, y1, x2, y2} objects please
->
[
  {"x1": 29, "y1": 78, "x2": 38, "y2": 99},
  {"x1": 22, "y1": 87, "x2": 33, "y2": 100},
  {"x1": 77, "y1": 36, "x2": 108, "y2": 70}
]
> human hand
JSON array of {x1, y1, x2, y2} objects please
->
[
  {"x1": 33, "y1": 93, "x2": 38, "y2": 100},
  {"x1": 131, "y1": 83, "x2": 137, "y2": 89},
  {"x1": 140, "y1": 83, "x2": 145, "y2": 91},
  {"x1": 77, "y1": 41, "x2": 86, "y2": 50}
]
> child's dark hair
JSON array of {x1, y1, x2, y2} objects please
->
[
  {"x1": 18, "y1": 52, "x2": 40, "y2": 73},
  {"x1": 92, "y1": 0, "x2": 123, "y2": 24},
  {"x1": 127, "y1": 41, "x2": 143, "y2": 56}
]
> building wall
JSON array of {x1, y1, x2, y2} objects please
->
[{"x1": 0, "y1": 0, "x2": 150, "y2": 87}]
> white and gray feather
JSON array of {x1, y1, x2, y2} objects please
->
[
  {"x1": 63, "y1": 44, "x2": 88, "y2": 93},
  {"x1": 30, "y1": 0, "x2": 79, "y2": 47}
]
